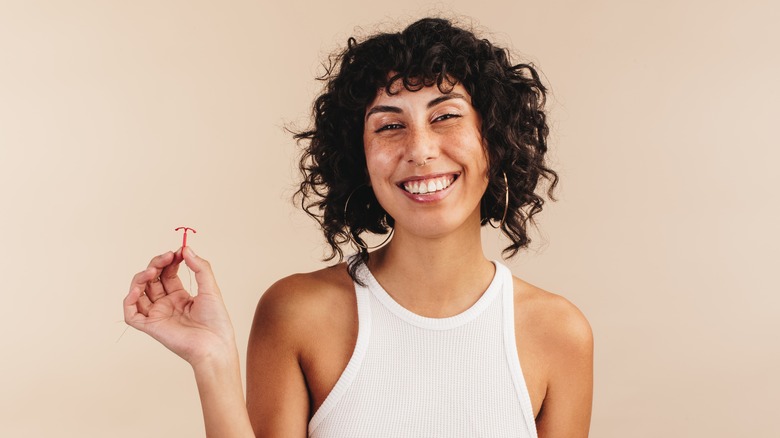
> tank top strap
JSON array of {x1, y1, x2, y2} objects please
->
[
  {"x1": 307, "y1": 265, "x2": 372, "y2": 433},
  {"x1": 498, "y1": 261, "x2": 539, "y2": 436}
]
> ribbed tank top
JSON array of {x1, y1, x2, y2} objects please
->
[{"x1": 308, "y1": 260, "x2": 538, "y2": 438}]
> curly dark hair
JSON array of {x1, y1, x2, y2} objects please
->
[{"x1": 294, "y1": 17, "x2": 559, "y2": 281}]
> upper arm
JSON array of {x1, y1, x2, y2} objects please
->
[
  {"x1": 535, "y1": 296, "x2": 594, "y2": 438},
  {"x1": 246, "y1": 277, "x2": 311, "y2": 438}
]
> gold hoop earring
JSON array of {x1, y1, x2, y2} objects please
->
[
  {"x1": 488, "y1": 171, "x2": 509, "y2": 230},
  {"x1": 344, "y1": 185, "x2": 394, "y2": 250}
]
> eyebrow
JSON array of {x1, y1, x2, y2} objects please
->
[
  {"x1": 365, "y1": 93, "x2": 468, "y2": 121},
  {"x1": 365, "y1": 105, "x2": 402, "y2": 121},
  {"x1": 426, "y1": 93, "x2": 467, "y2": 109}
]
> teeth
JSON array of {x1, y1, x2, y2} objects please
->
[{"x1": 402, "y1": 176, "x2": 454, "y2": 195}]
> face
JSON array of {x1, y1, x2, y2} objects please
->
[{"x1": 363, "y1": 81, "x2": 489, "y2": 239}]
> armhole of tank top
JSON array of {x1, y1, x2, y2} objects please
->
[
  {"x1": 307, "y1": 279, "x2": 372, "y2": 435},
  {"x1": 501, "y1": 266, "x2": 539, "y2": 438}
]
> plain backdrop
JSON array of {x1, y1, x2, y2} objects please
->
[{"x1": 1, "y1": 0, "x2": 778, "y2": 436}]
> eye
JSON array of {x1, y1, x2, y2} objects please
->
[
  {"x1": 433, "y1": 113, "x2": 461, "y2": 123},
  {"x1": 375, "y1": 123, "x2": 404, "y2": 133}
]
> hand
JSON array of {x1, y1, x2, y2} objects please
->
[{"x1": 123, "y1": 247, "x2": 237, "y2": 367}]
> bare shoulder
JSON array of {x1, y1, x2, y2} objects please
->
[
  {"x1": 511, "y1": 276, "x2": 594, "y2": 429},
  {"x1": 246, "y1": 264, "x2": 355, "y2": 435},
  {"x1": 258, "y1": 263, "x2": 354, "y2": 315},
  {"x1": 512, "y1": 276, "x2": 593, "y2": 355},
  {"x1": 251, "y1": 262, "x2": 355, "y2": 349}
]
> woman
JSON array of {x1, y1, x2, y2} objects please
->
[{"x1": 123, "y1": 18, "x2": 593, "y2": 437}]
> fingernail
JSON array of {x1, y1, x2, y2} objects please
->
[{"x1": 186, "y1": 247, "x2": 196, "y2": 257}]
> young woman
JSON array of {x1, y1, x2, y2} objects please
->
[{"x1": 123, "y1": 18, "x2": 593, "y2": 438}]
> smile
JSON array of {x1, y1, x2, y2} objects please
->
[{"x1": 399, "y1": 174, "x2": 459, "y2": 195}]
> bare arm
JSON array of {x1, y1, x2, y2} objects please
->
[
  {"x1": 193, "y1": 349, "x2": 255, "y2": 437},
  {"x1": 535, "y1": 297, "x2": 594, "y2": 437},
  {"x1": 246, "y1": 278, "x2": 311, "y2": 437}
]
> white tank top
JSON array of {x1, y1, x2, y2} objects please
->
[{"x1": 308, "y1": 260, "x2": 538, "y2": 438}]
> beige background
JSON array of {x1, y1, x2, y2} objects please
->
[{"x1": 1, "y1": 0, "x2": 778, "y2": 436}]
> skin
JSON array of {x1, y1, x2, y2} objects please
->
[
  {"x1": 123, "y1": 248, "x2": 254, "y2": 436},
  {"x1": 124, "y1": 83, "x2": 593, "y2": 438}
]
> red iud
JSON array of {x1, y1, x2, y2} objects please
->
[{"x1": 175, "y1": 227, "x2": 197, "y2": 250}]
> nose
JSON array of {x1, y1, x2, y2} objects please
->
[{"x1": 405, "y1": 125, "x2": 439, "y2": 167}]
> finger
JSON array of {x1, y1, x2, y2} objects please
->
[
  {"x1": 144, "y1": 252, "x2": 175, "y2": 301},
  {"x1": 127, "y1": 267, "x2": 155, "y2": 309},
  {"x1": 124, "y1": 270, "x2": 154, "y2": 326},
  {"x1": 182, "y1": 247, "x2": 221, "y2": 297},
  {"x1": 123, "y1": 280, "x2": 144, "y2": 325},
  {"x1": 159, "y1": 248, "x2": 186, "y2": 295},
  {"x1": 124, "y1": 252, "x2": 172, "y2": 326},
  {"x1": 146, "y1": 250, "x2": 176, "y2": 269},
  {"x1": 145, "y1": 275, "x2": 166, "y2": 302},
  {"x1": 129, "y1": 266, "x2": 157, "y2": 292},
  {"x1": 137, "y1": 292, "x2": 153, "y2": 316}
]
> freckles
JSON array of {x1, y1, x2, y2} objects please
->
[
  {"x1": 364, "y1": 146, "x2": 400, "y2": 187},
  {"x1": 366, "y1": 141, "x2": 402, "y2": 166}
]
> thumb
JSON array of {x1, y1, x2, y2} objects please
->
[{"x1": 182, "y1": 246, "x2": 221, "y2": 297}]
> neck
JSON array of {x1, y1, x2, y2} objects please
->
[{"x1": 366, "y1": 213, "x2": 495, "y2": 317}]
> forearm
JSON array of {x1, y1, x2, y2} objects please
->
[{"x1": 192, "y1": 348, "x2": 255, "y2": 438}]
